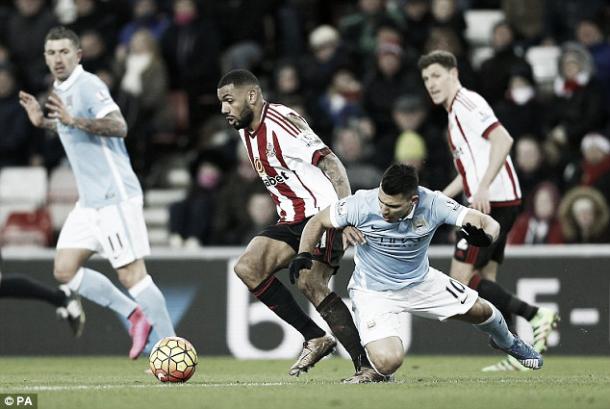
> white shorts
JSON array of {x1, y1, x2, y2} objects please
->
[
  {"x1": 57, "y1": 196, "x2": 150, "y2": 268},
  {"x1": 349, "y1": 267, "x2": 478, "y2": 348}
]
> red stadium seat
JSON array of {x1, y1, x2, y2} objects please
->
[{"x1": 0, "y1": 208, "x2": 53, "y2": 247}]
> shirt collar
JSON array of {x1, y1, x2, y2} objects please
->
[
  {"x1": 403, "y1": 202, "x2": 417, "y2": 220},
  {"x1": 54, "y1": 65, "x2": 84, "y2": 91}
]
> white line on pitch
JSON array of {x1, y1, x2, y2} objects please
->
[{"x1": 7, "y1": 382, "x2": 291, "y2": 392}]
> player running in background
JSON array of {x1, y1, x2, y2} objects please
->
[
  {"x1": 0, "y1": 246, "x2": 84, "y2": 336},
  {"x1": 291, "y1": 164, "x2": 543, "y2": 381},
  {"x1": 418, "y1": 50, "x2": 559, "y2": 371},
  {"x1": 19, "y1": 27, "x2": 175, "y2": 359},
  {"x1": 217, "y1": 69, "x2": 381, "y2": 381}
]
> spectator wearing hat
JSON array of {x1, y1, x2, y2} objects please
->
[
  {"x1": 564, "y1": 132, "x2": 610, "y2": 203},
  {"x1": 545, "y1": 43, "x2": 607, "y2": 166}
]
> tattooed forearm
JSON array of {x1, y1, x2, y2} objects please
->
[
  {"x1": 318, "y1": 153, "x2": 351, "y2": 199},
  {"x1": 72, "y1": 111, "x2": 128, "y2": 137}
]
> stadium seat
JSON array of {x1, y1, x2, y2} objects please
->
[
  {"x1": 1, "y1": 208, "x2": 53, "y2": 247},
  {"x1": 526, "y1": 46, "x2": 561, "y2": 85},
  {"x1": 48, "y1": 165, "x2": 78, "y2": 203},
  {"x1": 0, "y1": 167, "x2": 48, "y2": 206},
  {"x1": 465, "y1": 10, "x2": 505, "y2": 46},
  {"x1": 470, "y1": 46, "x2": 494, "y2": 70}
]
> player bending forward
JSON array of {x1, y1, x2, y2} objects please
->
[{"x1": 290, "y1": 164, "x2": 542, "y2": 379}]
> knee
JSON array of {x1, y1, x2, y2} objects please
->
[
  {"x1": 369, "y1": 349, "x2": 404, "y2": 376},
  {"x1": 53, "y1": 262, "x2": 78, "y2": 284},
  {"x1": 234, "y1": 256, "x2": 264, "y2": 288},
  {"x1": 296, "y1": 271, "x2": 327, "y2": 301},
  {"x1": 117, "y1": 267, "x2": 146, "y2": 289}
]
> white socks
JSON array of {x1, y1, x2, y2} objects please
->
[
  {"x1": 129, "y1": 275, "x2": 176, "y2": 337},
  {"x1": 67, "y1": 268, "x2": 137, "y2": 317},
  {"x1": 475, "y1": 300, "x2": 515, "y2": 349}
]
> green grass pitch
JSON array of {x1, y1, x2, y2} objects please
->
[{"x1": 0, "y1": 356, "x2": 609, "y2": 409}]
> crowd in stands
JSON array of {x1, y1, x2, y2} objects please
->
[{"x1": 1, "y1": 0, "x2": 609, "y2": 247}]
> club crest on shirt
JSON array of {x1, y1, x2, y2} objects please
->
[
  {"x1": 445, "y1": 198, "x2": 459, "y2": 211},
  {"x1": 337, "y1": 201, "x2": 347, "y2": 216},
  {"x1": 265, "y1": 142, "x2": 276, "y2": 158},
  {"x1": 413, "y1": 217, "x2": 427, "y2": 232}
]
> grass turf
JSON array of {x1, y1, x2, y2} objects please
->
[{"x1": 0, "y1": 356, "x2": 608, "y2": 409}]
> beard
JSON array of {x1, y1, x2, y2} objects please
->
[{"x1": 231, "y1": 107, "x2": 254, "y2": 130}]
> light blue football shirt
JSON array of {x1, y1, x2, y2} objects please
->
[
  {"x1": 330, "y1": 187, "x2": 468, "y2": 291},
  {"x1": 53, "y1": 65, "x2": 142, "y2": 208}
]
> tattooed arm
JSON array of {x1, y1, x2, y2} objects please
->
[
  {"x1": 317, "y1": 153, "x2": 351, "y2": 199},
  {"x1": 45, "y1": 92, "x2": 128, "y2": 138}
]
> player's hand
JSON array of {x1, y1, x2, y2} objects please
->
[
  {"x1": 460, "y1": 223, "x2": 493, "y2": 247},
  {"x1": 288, "y1": 252, "x2": 313, "y2": 284},
  {"x1": 342, "y1": 226, "x2": 366, "y2": 248},
  {"x1": 470, "y1": 186, "x2": 491, "y2": 214},
  {"x1": 18, "y1": 91, "x2": 45, "y2": 127},
  {"x1": 45, "y1": 92, "x2": 75, "y2": 126}
]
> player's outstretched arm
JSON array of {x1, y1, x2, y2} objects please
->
[
  {"x1": 19, "y1": 91, "x2": 57, "y2": 131},
  {"x1": 459, "y1": 209, "x2": 500, "y2": 247},
  {"x1": 45, "y1": 92, "x2": 128, "y2": 138},
  {"x1": 317, "y1": 153, "x2": 351, "y2": 199},
  {"x1": 289, "y1": 207, "x2": 334, "y2": 284}
]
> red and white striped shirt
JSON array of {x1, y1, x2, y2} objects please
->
[
  {"x1": 447, "y1": 88, "x2": 522, "y2": 206},
  {"x1": 240, "y1": 103, "x2": 338, "y2": 223}
]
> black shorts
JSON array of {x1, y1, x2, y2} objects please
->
[
  {"x1": 256, "y1": 218, "x2": 344, "y2": 268},
  {"x1": 453, "y1": 204, "x2": 520, "y2": 268}
]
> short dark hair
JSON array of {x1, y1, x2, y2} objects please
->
[
  {"x1": 417, "y1": 50, "x2": 457, "y2": 71},
  {"x1": 45, "y1": 26, "x2": 80, "y2": 49},
  {"x1": 217, "y1": 69, "x2": 260, "y2": 89},
  {"x1": 381, "y1": 164, "x2": 419, "y2": 197}
]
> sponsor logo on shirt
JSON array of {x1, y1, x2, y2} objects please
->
[{"x1": 262, "y1": 171, "x2": 290, "y2": 187}]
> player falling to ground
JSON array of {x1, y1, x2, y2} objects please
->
[
  {"x1": 291, "y1": 164, "x2": 543, "y2": 381},
  {"x1": 19, "y1": 27, "x2": 175, "y2": 359},
  {"x1": 418, "y1": 50, "x2": 559, "y2": 371},
  {"x1": 0, "y1": 247, "x2": 84, "y2": 336},
  {"x1": 217, "y1": 69, "x2": 383, "y2": 381}
]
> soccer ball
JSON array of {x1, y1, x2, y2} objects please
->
[{"x1": 149, "y1": 336, "x2": 198, "y2": 383}]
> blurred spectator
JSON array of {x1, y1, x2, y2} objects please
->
[
  {"x1": 575, "y1": 18, "x2": 610, "y2": 107},
  {"x1": 168, "y1": 150, "x2": 226, "y2": 247},
  {"x1": 502, "y1": 0, "x2": 545, "y2": 47},
  {"x1": 161, "y1": 0, "x2": 221, "y2": 127},
  {"x1": 300, "y1": 25, "x2": 355, "y2": 108},
  {"x1": 332, "y1": 122, "x2": 382, "y2": 190},
  {"x1": 430, "y1": 0, "x2": 466, "y2": 47},
  {"x1": 68, "y1": 0, "x2": 118, "y2": 49},
  {"x1": 391, "y1": 94, "x2": 451, "y2": 190},
  {"x1": 116, "y1": 29, "x2": 172, "y2": 180},
  {"x1": 545, "y1": 0, "x2": 605, "y2": 44},
  {"x1": 271, "y1": 61, "x2": 302, "y2": 101},
  {"x1": 514, "y1": 136, "x2": 555, "y2": 202},
  {"x1": 508, "y1": 182, "x2": 564, "y2": 244},
  {"x1": 423, "y1": 26, "x2": 476, "y2": 88},
  {"x1": 394, "y1": 0, "x2": 433, "y2": 53},
  {"x1": 478, "y1": 21, "x2": 530, "y2": 105},
  {"x1": 0, "y1": 64, "x2": 39, "y2": 167},
  {"x1": 545, "y1": 43, "x2": 607, "y2": 165},
  {"x1": 118, "y1": 0, "x2": 169, "y2": 46},
  {"x1": 317, "y1": 69, "x2": 364, "y2": 130},
  {"x1": 564, "y1": 132, "x2": 610, "y2": 203},
  {"x1": 80, "y1": 30, "x2": 112, "y2": 74},
  {"x1": 241, "y1": 191, "x2": 277, "y2": 244},
  {"x1": 212, "y1": 144, "x2": 262, "y2": 245},
  {"x1": 213, "y1": 0, "x2": 275, "y2": 73},
  {"x1": 362, "y1": 41, "x2": 422, "y2": 136},
  {"x1": 339, "y1": 0, "x2": 400, "y2": 61},
  {"x1": 494, "y1": 65, "x2": 543, "y2": 140},
  {"x1": 6, "y1": 0, "x2": 57, "y2": 92},
  {"x1": 558, "y1": 186, "x2": 610, "y2": 243}
]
